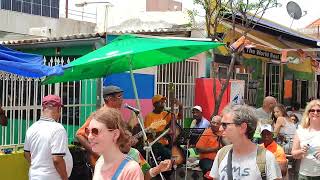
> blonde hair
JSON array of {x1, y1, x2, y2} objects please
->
[
  {"x1": 93, "y1": 107, "x2": 130, "y2": 150},
  {"x1": 301, "y1": 99, "x2": 320, "y2": 128}
]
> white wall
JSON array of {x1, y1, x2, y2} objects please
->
[
  {"x1": 0, "y1": 9, "x2": 96, "y2": 38},
  {"x1": 70, "y1": 0, "x2": 189, "y2": 32}
]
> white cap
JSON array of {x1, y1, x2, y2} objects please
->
[
  {"x1": 260, "y1": 124, "x2": 273, "y2": 133},
  {"x1": 192, "y1": 105, "x2": 202, "y2": 112}
]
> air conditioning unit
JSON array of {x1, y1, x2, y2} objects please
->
[{"x1": 29, "y1": 27, "x2": 51, "y2": 37}]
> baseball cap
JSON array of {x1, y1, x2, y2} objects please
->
[
  {"x1": 192, "y1": 105, "x2": 202, "y2": 112},
  {"x1": 152, "y1": 95, "x2": 167, "y2": 104},
  {"x1": 42, "y1": 95, "x2": 64, "y2": 107},
  {"x1": 260, "y1": 124, "x2": 273, "y2": 133},
  {"x1": 103, "y1": 85, "x2": 123, "y2": 97}
]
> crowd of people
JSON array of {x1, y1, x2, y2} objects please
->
[{"x1": 21, "y1": 86, "x2": 320, "y2": 180}]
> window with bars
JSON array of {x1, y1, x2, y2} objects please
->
[
  {"x1": 0, "y1": 0, "x2": 60, "y2": 18},
  {"x1": 156, "y1": 60, "x2": 199, "y2": 120}
]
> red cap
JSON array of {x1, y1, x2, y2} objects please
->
[{"x1": 42, "y1": 95, "x2": 64, "y2": 107}]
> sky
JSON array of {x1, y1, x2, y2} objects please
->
[
  {"x1": 182, "y1": 0, "x2": 320, "y2": 29},
  {"x1": 67, "y1": 0, "x2": 320, "y2": 31}
]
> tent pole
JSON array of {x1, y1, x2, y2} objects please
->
[{"x1": 128, "y1": 57, "x2": 165, "y2": 180}]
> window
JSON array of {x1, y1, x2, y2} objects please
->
[
  {"x1": 235, "y1": 73, "x2": 249, "y2": 99},
  {"x1": 0, "y1": 0, "x2": 60, "y2": 18}
]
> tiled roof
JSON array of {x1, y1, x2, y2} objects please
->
[
  {"x1": 1, "y1": 28, "x2": 191, "y2": 45},
  {"x1": 306, "y1": 18, "x2": 320, "y2": 28}
]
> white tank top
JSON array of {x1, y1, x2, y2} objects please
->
[
  {"x1": 296, "y1": 127, "x2": 320, "y2": 176},
  {"x1": 279, "y1": 119, "x2": 296, "y2": 139}
]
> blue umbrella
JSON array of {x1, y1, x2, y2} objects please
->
[{"x1": 0, "y1": 45, "x2": 63, "y2": 78}]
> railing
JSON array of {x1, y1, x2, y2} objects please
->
[
  {"x1": 0, "y1": 56, "x2": 97, "y2": 146},
  {"x1": 66, "y1": 8, "x2": 97, "y2": 23}
]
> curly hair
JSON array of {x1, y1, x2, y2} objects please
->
[
  {"x1": 222, "y1": 104, "x2": 258, "y2": 140},
  {"x1": 301, "y1": 99, "x2": 320, "y2": 128},
  {"x1": 93, "y1": 107, "x2": 130, "y2": 150}
]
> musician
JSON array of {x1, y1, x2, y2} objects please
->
[
  {"x1": 77, "y1": 87, "x2": 173, "y2": 179},
  {"x1": 190, "y1": 106, "x2": 210, "y2": 129},
  {"x1": 144, "y1": 94, "x2": 183, "y2": 179},
  {"x1": 76, "y1": 85, "x2": 124, "y2": 168},
  {"x1": 144, "y1": 94, "x2": 183, "y2": 145},
  {"x1": 196, "y1": 116, "x2": 224, "y2": 179}
]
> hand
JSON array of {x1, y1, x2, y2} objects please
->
[
  {"x1": 301, "y1": 144, "x2": 309, "y2": 156},
  {"x1": 157, "y1": 159, "x2": 172, "y2": 172},
  {"x1": 314, "y1": 148, "x2": 320, "y2": 159}
]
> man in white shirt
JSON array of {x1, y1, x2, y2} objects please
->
[
  {"x1": 255, "y1": 96, "x2": 277, "y2": 125},
  {"x1": 190, "y1": 105, "x2": 210, "y2": 129},
  {"x1": 254, "y1": 96, "x2": 277, "y2": 140},
  {"x1": 24, "y1": 95, "x2": 73, "y2": 180},
  {"x1": 210, "y1": 104, "x2": 282, "y2": 180}
]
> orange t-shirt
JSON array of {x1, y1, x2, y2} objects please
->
[
  {"x1": 144, "y1": 111, "x2": 171, "y2": 132},
  {"x1": 260, "y1": 141, "x2": 287, "y2": 163},
  {"x1": 76, "y1": 114, "x2": 99, "y2": 166},
  {"x1": 196, "y1": 128, "x2": 222, "y2": 160},
  {"x1": 76, "y1": 114, "x2": 94, "y2": 139},
  {"x1": 144, "y1": 111, "x2": 172, "y2": 144}
]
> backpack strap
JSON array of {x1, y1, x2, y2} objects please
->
[
  {"x1": 112, "y1": 155, "x2": 132, "y2": 180},
  {"x1": 256, "y1": 146, "x2": 267, "y2": 180},
  {"x1": 217, "y1": 144, "x2": 233, "y2": 167}
]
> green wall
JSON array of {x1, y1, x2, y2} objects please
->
[{"x1": 243, "y1": 58, "x2": 265, "y2": 107}]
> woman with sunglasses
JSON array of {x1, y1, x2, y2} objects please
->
[
  {"x1": 86, "y1": 107, "x2": 143, "y2": 180},
  {"x1": 292, "y1": 99, "x2": 320, "y2": 179},
  {"x1": 273, "y1": 103, "x2": 296, "y2": 154}
]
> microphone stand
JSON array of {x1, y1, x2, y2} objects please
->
[{"x1": 132, "y1": 111, "x2": 165, "y2": 180}]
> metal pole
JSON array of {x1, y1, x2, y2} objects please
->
[
  {"x1": 128, "y1": 56, "x2": 164, "y2": 180},
  {"x1": 65, "y1": 0, "x2": 68, "y2": 18},
  {"x1": 104, "y1": 5, "x2": 108, "y2": 32}
]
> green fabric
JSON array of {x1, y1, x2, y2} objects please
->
[
  {"x1": 43, "y1": 34, "x2": 224, "y2": 84},
  {"x1": 128, "y1": 148, "x2": 151, "y2": 175},
  {"x1": 188, "y1": 148, "x2": 199, "y2": 158}
]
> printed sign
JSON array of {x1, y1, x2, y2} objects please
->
[{"x1": 244, "y1": 48, "x2": 281, "y2": 60}]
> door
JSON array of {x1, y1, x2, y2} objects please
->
[{"x1": 265, "y1": 63, "x2": 281, "y2": 101}]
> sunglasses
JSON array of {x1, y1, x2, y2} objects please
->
[
  {"x1": 309, "y1": 109, "x2": 320, "y2": 113},
  {"x1": 221, "y1": 122, "x2": 237, "y2": 130},
  {"x1": 85, "y1": 127, "x2": 114, "y2": 137}
]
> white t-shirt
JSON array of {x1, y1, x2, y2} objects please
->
[
  {"x1": 255, "y1": 108, "x2": 272, "y2": 125},
  {"x1": 24, "y1": 117, "x2": 73, "y2": 180},
  {"x1": 210, "y1": 146, "x2": 282, "y2": 180},
  {"x1": 296, "y1": 127, "x2": 320, "y2": 176}
]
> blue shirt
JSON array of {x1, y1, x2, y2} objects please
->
[{"x1": 191, "y1": 117, "x2": 210, "y2": 129}]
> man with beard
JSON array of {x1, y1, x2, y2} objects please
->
[{"x1": 144, "y1": 94, "x2": 183, "y2": 179}]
